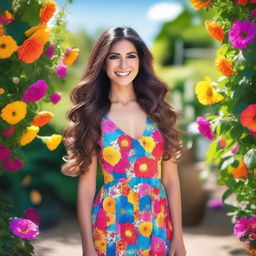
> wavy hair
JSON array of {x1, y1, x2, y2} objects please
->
[{"x1": 61, "y1": 26, "x2": 184, "y2": 177}]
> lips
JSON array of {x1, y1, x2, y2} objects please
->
[{"x1": 115, "y1": 71, "x2": 131, "y2": 77}]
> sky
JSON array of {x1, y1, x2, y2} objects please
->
[{"x1": 55, "y1": 0, "x2": 189, "y2": 47}]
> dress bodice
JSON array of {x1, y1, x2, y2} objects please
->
[{"x1": 97, "y1": 115, "x2": 164, "y2": 184}]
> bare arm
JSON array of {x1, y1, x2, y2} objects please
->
[
  {"x1": 77, "y1": 153, "x2": 98, "y2": 255},
  {"x1": 161, "y1": 157, "x2": 184, "y2": 240}
]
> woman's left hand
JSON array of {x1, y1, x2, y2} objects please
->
[{"x1": 169, "y1": 236, "x2": 187, "y2": 256}]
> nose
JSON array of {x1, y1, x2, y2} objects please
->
[{"x1": 119, "y1": 57, "x2": 128, "y2": 69}]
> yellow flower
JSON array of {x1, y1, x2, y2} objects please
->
[
  {"x1": 0, "y1": 88, "x2": 4, "y2": 94},
  {"x1": 0, "y1": 101, "x2": 27, "y2": 124},
  {"x1": 128, "y1": 190, "x2": 139, "y2": 204},
  {"x1": 102, "y1": 168, "x2": 113, "y2": 183},
  {"x1": 30, "y1": 189, "x2": 42, "y2": 204},
  {"x1": 25, "y1": 24, "x2": 47, "y2": 37},
  {"x1": 157, "y1": 212, "x2": 165, "y2": 227},
  {"x1": 139, "y1": 222, "x2": 152, "y2": 237},
  {"x1": 20, "y1": 125, "x2": 40, "y2": 146},
  {"x1": 141, "y1": 250, "x2": 150, "y2": 256},
  {"x1": 195, "y1": 76, "x2": 224, "y2": 105},
  {"x1": 102, "y1": 146, "x2": 121, "y2": 165},
  {"x1": 0, "y1": 35, "x2": 18, "y2": 59},
  {"x1": 138, "y1": 136, "x2": 156, "y2": 152},
  {"x1": 30, "y1": 28, "x2": 50, "y2": 44},
  {"x1": 39, "y1": 134, "x2": 62, "y2": 150},
  {"x1": 63, "y1": 48, "x2": 79, "y2": 66},
  {"x1": 215, "y1": 56, "x2": 233, "y2": 77},
  {"x1": 103, "y1": 196, "x2": 115, "y2": 213}
]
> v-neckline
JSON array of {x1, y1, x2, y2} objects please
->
[{"x1": 105, "y1": 114, "x2": 149, "y2": 142}]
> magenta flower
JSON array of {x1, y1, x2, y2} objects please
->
[
  {"x1": 196, "y1": 116, "x2": 215, "y2": 140},
  {"x1": 1, "y1": 125, "x2": 15, "y2": 137},
  {"x1": 22, "y1": 80, "x2": 48, "y2": 103},
  {"x1": 44, "y1": 44, "x2": 55, "y2": 59},
  {"x1": 50, "y1": 92, "x2": 62, "y2": 104},
  {"x1": 207, "y1": 198, "x2": 223, "y2": 210},
  {"x1": 24, "y1": 208, "x2": 40, "y2": 226},
  {"x1": 249, "y1": 216, "x2": 256, "y2": 232},
  {"x1": 0, "y1": 145, "x2": 11, "y2": 161},
  {"x1": 250, "y1": 9, "x2": 256, "y2": 19},
  {"x1": 2, "y1": 158, "x2": 23, "y2": 171},
  {"x1": 232, "y1": 144, "x2": 239, "y2": 154},
  {"x1": 55, "y1": 63, "x2": 67, "y2": 78},
  {"x1": 234, "y1": 216, "x2": 251, "y2": 239},
  {"x1": 9, "y1": 218, "x2": 39, "y2": 240},
  {"x1": 228, "y1": 20, "x2": 256, "y2": 49}
]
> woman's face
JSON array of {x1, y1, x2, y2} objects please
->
[{"x1": 105, "y1": 39, "x2": 139, "y2": 87}]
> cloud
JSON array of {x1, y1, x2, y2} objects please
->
[{"x1": 147, "y1": 2, "x2": 183, "y2": 22}]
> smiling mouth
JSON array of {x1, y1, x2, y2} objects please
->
[{"x1": 115, "y1": 71, "x2": 131, "y2": 77}]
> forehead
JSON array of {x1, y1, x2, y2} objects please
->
[{"x1": 109, "y1": 39, "x2": 137, "y2": 53}]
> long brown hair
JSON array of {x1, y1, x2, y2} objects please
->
[{"x1": 61, "y1": 26, "x2": 184, "y2": 177}]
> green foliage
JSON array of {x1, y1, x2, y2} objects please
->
[{"x1": 190, "y1": 0, "x2": 256, "y2": 248}]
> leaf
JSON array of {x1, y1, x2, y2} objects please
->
[
  {"x1": 220, "y1": 156, "x2": 235, "y2": 170},
  {"x1": 222, "y1": 188, "x2": 234, "y2": 202},
  {"x1": 0, "y1": 0, "x2": 12, "y2": 10},
  {"x1": 244, "y1": 149, "x2": 256, "y2": 169},
  {"x1": 5, "y1": 20, "x2": 30, "y2": 45},
  {"x1": 20, "y1": 1, "x2": 41, "y2": 25}
]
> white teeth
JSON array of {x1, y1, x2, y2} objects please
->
[{"x1": 115, "y1": 71, "x2": 130, "y2": 76}]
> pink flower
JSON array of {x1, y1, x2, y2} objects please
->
[
  {"x1": 151, "y1": 236, "x2": 165, "y2": 253},
  {"x1": 102, "y1": 119, "x2": 116, "y2": 133},
  {"x1": 196, "y1": 116, "x2": 215, "y2": 140},
  {"x1": 249, "y1": 216, "x2": 256, "y2": 232},
  {"x1": 24, "y1": 208, "x2": 41, "y2": 226},
  {"x1": 2, "y1": 158, "x2": 23, "y2": 171},
  {"x1": 228, "y1": 20, "x2": 256, "y2": 49},
  {"x1": 249, "y1": 233, "x2": 256, "y2": 240},
  {"x1": 9, "y1": 218, "x2": 39, "y2": 240},
  {"x1": 234, "y1": 216, "x2": 251, "y2": 239},
  {"x1": 232, "y1": 144, "x2": 239, "y2": 154},
  {"x1": 250, "y1": 8, "x2": 256, "y2": 19},
  {"x1": 22, "y1": 80, "x2": 48, "y2": 102},
  {"x1": 44, "y1": 44, "x2": 55, "y2": 58},
  {"x1": 2, "y1": 125, "x2": 15, "y2": 137},
  {"x1": 207, "y1": 198, "x2": 223, "y2": 210},
  {"x1": 49, "y1": 92, "x2": 62, "y2": 104},
  {"x1": 218, "y1": 136, "x2": 226, "y2": 148},
  {"x1": 55, "y1": 63, "x2": 67, "y2": 78},
  {"x1": 0, "y1": 145, "x2": 11, "y2": 161}
]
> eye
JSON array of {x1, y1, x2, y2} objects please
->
[
  {"x1": 109, "y1": 55, "x2": 118, "y2": 59},
  {"x1": 128, "y1": 55, "x2": 136, "y2": 58}
]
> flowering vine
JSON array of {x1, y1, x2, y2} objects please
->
[{"x1": 191, "y1": 0, "x2": 256, "y2": 252}]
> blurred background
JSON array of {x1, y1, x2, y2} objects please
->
[{"x1": 0, "y1": 0, "x2": 250, "y2": 255}]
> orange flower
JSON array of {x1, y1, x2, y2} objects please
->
[
  {"x1": 25, "y1": 24, "x2": 47, "y2": 37},
  {"x1": 17, "y1": 37, "x2": 44, "y2": 64},
  {"x1": 63, "y1": 48, "x2": 79, "y2": 66},
  {"x1": 30, "y1": 28, "x2": 50, "y2": 44},
  {"x1": 240, "y1": 104, "x2": 256, "y2": 132},
  {"x1": 205, "y1": 20, "x2": 224, "y2": 42},
  {"x1": 190, "y1": 0, "x2": 211, "y2": 10},
  {"x1": 215, "y1": 56, "x2": 233, "y2": 76},
  {"x1": 40, "y1": 0, "x2": 57, "y2": 24},
  {"x1": 32, "y1": 111, "x2": 54, "y2": 127},
  {"x1": 231, "y1": 161, "x2": 248, "y2": 178}
]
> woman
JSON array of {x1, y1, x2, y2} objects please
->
[{"x1": 61, "y1": 26, "x2": 186, "y2": 256}]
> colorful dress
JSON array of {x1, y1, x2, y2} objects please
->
[{"x1": 92, "y1": 114, "x2": 173, "y2": 256}]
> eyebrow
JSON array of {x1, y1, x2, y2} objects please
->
[{"x1": 108, "y1": 51, "x2": 138, "y2": 55}]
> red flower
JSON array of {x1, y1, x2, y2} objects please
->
[
  {"x1": 94, "y1": 208, "x2": 107, "y2": 230},
  {"x1": 240, "y1": 104, "x2": 256, "y2": 132},
  {"x1": 134, "y1": 157, "x2": 157, "y2": 177},
  {"x1": 120, "y1": 223, "x2": 137, "y2": 244},
  {"x1": 117, "y1": 135, "x2": 132, "y2": 152}
]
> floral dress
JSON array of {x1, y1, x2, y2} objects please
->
[{"x1": 91, "y1": 114, "x2": 173, "y2": 256}]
